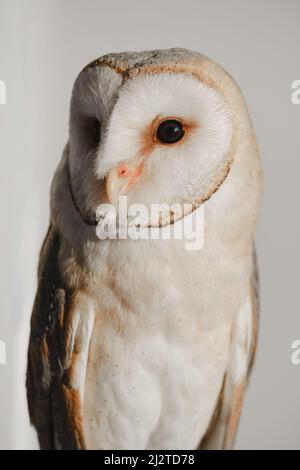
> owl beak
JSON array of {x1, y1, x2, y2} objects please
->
[{"x1": 106, "y1": 162, "x2": 143, "y2": 205}]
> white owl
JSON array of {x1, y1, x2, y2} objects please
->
[{"x1": 27, "y1": 48, "x2": 262, "y2": 450}]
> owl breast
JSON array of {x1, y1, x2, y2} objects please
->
[{"x1": 82, "y1": 238, "x2": 234, "y2": 450}]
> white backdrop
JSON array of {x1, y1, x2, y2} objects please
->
[{"x1": 0, "y1": 0, "x2": 299, "y2": 449}]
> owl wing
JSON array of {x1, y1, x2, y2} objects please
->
[
  {"x1": 199, "y1": 248, "x2": 259, "y2": 450},
  {"x1": 26, "y1": 226, "x2": 94, "y2": 449}
]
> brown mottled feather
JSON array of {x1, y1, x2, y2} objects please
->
[
  {"x1": 247, "y1": 246, "x2": 260, "y2": 379},
  {"x1": 26, "y1": 226, "x2": 85, "y2": 449}
]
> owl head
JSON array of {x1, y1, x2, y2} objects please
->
[{"x1": 53, "y1": 48, "x2": 254, "y2": 238}]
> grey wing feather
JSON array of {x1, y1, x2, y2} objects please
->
[{"x1": 26, "y1": 226, "x2": 86, "y2": 449}]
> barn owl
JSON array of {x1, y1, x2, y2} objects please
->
[{"x1": 26, "y1": 48, "x2": 262, "y2": 450}]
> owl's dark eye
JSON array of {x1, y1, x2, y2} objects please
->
[
  {"x1": 92, "y1": 119, "x2": 101, "y2": 145},
  {"x1": 156, "y1": 119, "x2": 185, "y2": 144}
]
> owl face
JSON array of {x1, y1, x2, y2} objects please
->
[{"x1": 68, "y1": 51, "x2": 234, "y2": 227}]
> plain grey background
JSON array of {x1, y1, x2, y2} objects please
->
[{"x1": 0, "y1": 0, "x2": 299, "y2": 449}]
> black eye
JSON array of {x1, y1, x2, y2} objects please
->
[
  {"x1": 92, "y1": 119, "x2": 101, "y2": 145},
  {"x1": 156, "y1": 119, "x2": 185, "y2": 144}
]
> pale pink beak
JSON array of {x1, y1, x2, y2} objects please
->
[{"x1": 106, "y1": 161, "x2": 143, "y2": 205}]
